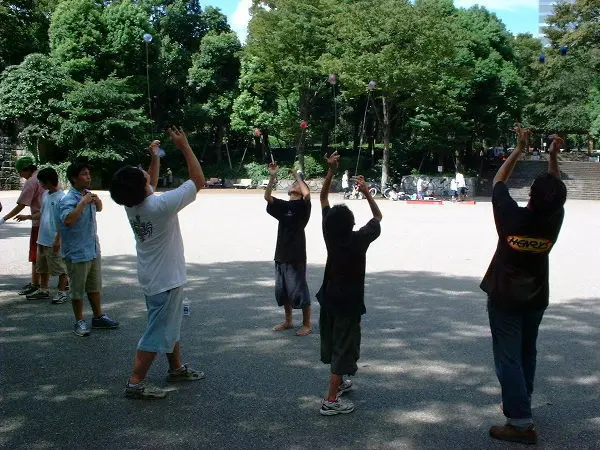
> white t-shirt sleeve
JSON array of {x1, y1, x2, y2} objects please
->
[{"x1": 157, "y1": 180, "x2": 197, "y2": 215}]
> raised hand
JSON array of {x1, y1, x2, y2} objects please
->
[
  {"x1": 149, "y1": 140, "x2": 161, "y2": 156},
  {"x1": 268, "y1": 162, "x2": 279, "y2": 177},
  {"x1": 513, "y1": 123, "x2": 532, "y2": 144},
  {"x1": 356, "y1": 175, "x2": 368, "y2": 194},
  {"x1": 549, "y1": 134, "x2": 565, "y2": 157},
  {"x1": 323, "y1": 151, "x2": 340, "y2": 171},
  {"x1": 167, "y1": 126, "x2": 190, "y2": 150}
]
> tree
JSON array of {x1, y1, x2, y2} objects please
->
[
  {"x1": 188, "y1": 31, "x2": 241, "y2": 163},
  {"x1": 323, "y1": 0, "x2": 459, "y2": 185},
  {"x1": 231, "y1": 56, "x2": 280, "y2": 161},
  {"x1": 49, "y1": 76, "x2": 151, "y2": 164},
  {"x1": 535, "y1": 0, "x2": 600, "y2": 153},
  {"x1": 102, "y1": 0, "x2": 153, "y2": 78},
  {"x1": 0, "y1": 53, "x2": 68, "y2": 160},
  {"x1": 0, "y1": 1, "x2": 58, "y2": 70},
  {"x1": 245, "y1": 0, "x2": 335, "y2": 171},
  {"x1": 49, "y1": 0, "x2": 105, "y2": 81}
]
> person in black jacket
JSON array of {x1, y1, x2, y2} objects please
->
[{"x1": 481, "y1": 125, "x2": 567, "y2": 445}]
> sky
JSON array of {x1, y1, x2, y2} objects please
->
[{"x1": 203, "y1": 0, "x2": 539, "y2": 43}]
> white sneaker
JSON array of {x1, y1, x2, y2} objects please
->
[
  {"x1": 320, "y1": 398, "x2": 355, "y2": 416},
  {"x1": 338, "y1": 378, "x2": 353, "y2": 396},
  {"x1": 52, "y1": 292, "x2": 69, "y2": 304},
  {"x1": 73, "y1": 320, "x2": 90, "y2": 337}
]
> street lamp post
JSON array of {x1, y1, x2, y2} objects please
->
[{"x1": 143, "y1": 33, "x2": 153, "y2": 120}]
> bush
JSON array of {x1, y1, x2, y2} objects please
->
[
  {"x1": 294, "y1": 154, "x2": 327, "y2": 179},
  {"x1": 243, "y1": 161, "x2": 270, "y2": 183},
  {"x1": 201, "y1": 161, "x2": 242, "y2": 180},
  {"x1": 40, "y1": 161, "x2": 70, "y2": 189}
]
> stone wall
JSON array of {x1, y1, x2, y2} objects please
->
[{"x1": 0, "y1": 137, "x2": 22, "y2": 190}]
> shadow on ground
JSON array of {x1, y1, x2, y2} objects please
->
[
  {"x1": 0, "y1": 221, "x2": 34, "y2": 240},
  {"x1": 1, "y1": 256, "x2": 599, "y2": 449}
]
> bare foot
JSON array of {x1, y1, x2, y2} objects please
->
[
  {"x1": 295, "y1": 326, "x2": 312, "y2": 336},
  {"x1": 272, "y1": 322, "x2": 293, "y2": 331}
]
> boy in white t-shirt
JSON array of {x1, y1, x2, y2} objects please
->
[
  {"x1": 15, "y1": 167, "x2": 69, "y2": 303},
  {"x1": 110, "y1": 127, "x2": 207, "y2": 400}
]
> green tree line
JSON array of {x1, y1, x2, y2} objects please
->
[{"x1": 0, "y1": 0, "x2": 598, "y2": 185}]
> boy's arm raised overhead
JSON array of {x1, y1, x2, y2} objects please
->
[
  {"x1": 321, "y1": 151, "x2": 340, "y2": 209},
  {"x1": 168, "y1": 126, "x2": 206, "y2": 192},
  {"x1": 264, "y1": 163, "x2": 279, "y2": 204},
  {"x1": 547, "y1": 134, "x2": 563, "y2": 178},
  {"x1": 147, "y1": 139, "x2": 161, "y2": 190},
  {"x1": 493, "y1": 123, "x2": 530, "y2": 187}
]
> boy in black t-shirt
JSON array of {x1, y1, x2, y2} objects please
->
[
  {"x1": 265, "y1": 163, "x2": 313, "y2": 336},
  {"x1": 317, "y1": 151, "x2": 382, "y2": 416},
  {"x1": 481, "y1": 126, "x2": 566, "y2": 445}
]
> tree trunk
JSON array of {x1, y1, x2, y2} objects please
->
[
  {"x1": 297, "y1": 91, "x2": 312, "y2": 173},
  {"x1": 254, "y1": 135, "x2": 262, "y2": 160},
  {"x1": 263, "y1": 129, "x2": 270, "y2": 163},
  {"x1": 381, "y1": 96, "x2": 391, "y2": 187},
  {"x1": 321, "y1": 129, "x2": 330, "y2": 153},
  {"x1": 588, "y1": 135, "x2": 594, "y2": 157},
  {"x1": 214, "y1": 126, "x2": 224, "y2": 164},
  {"x1": 353, "y1": 122, "x2": 360, "y2": 151}
]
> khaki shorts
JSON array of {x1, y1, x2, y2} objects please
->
[
  {"x1": 36, "y1": 245, "x2": 67, "y2": 276},
  {"x1": 65, "y1": 257, "x2": 102, "y2": 300}
]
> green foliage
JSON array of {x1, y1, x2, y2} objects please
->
[
  {"x1": 6, "y1": 0, "x2": 600, "y2": 186},
  {"x1": 293, "y1": 154, "x2": 326, "y2": 179},
  {"x1": 102, "y1": 0, "x2": 152, "y2": 78},
  {"x1": 49, "y1": 0, "x2": 105, "y2": 80},
  {"x1": 49, "y1": 76, "x2": 151, "y2": 163},
  {"x1": 0, "y1": 53, "x2": 69, "y2": 155},
  {"x1": 0, "y1": 0, "x2": 56, "y2": 70},
  {"x1": 243, "y1": 161, "x2": 269, "y2": 183},
  {"x1": 40, "y1": 160, "x2": 70, "y2": 188}
]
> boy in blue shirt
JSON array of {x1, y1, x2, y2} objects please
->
[
  {"x1": 15, "y1": 167, "x2": 69, "y2": 303},
  {"x1": 59, "y1": 162, "x2": 118, "y2": 336}
]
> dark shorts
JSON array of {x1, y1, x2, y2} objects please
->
[
  {"x1": 274, "y1": 262, "x2": 311, "y2": 309},
  {"x1": 320, "y1": 309, "x2": 361, "y2": 376},
  {"x1": 29, "y1": 226, "x2": 39, "y2": 263},
  {"x1": 459, "y1": 187, "x2": 467, "y2": 195}
]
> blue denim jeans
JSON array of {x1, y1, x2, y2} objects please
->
[{"x1": 487, "y1": 298, "x2": 545, "y2": 427}]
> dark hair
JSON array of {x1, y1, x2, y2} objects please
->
[
  {"x1": 37, "y1": 167, "x2": 59, "y2": 187},
  {"x1": 66, "y1": 162, "x2": 90, "y2": 187},
  {"x1": 530, "y1": 173, "x2": 567, "y2": 215},
  {"x1": 109, "y1": 166, "x2": 147, "y2": 207},
  {"x1": 20, "y1": 164, "x2": 37, "y2": 172},
  {"x1": 323, "y1": 204, "x2": 355, "y2": 244}
]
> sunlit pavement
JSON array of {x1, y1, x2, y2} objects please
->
[{"x1": 2, "y1": 189, "x2": 600, "y2": 449}]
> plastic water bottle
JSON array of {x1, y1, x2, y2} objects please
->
[{"x1": 183, "y1": 298, "x2": 190, "y2": 317}]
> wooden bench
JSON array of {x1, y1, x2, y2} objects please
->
[{"x1": 233, "y1": 178, "x2": 254, "y2": 189}]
